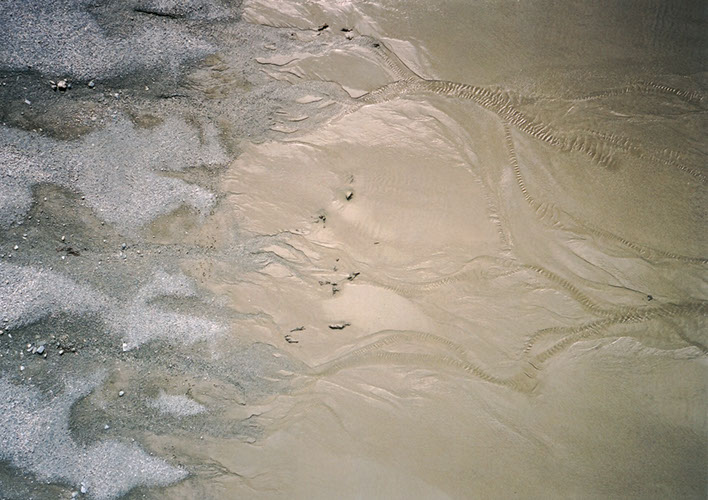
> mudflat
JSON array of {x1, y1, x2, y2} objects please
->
[{"x1": 0, "y1": 1, "x2": 706, "y2": 499}]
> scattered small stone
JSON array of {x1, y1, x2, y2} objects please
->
[
  {"x1": 290, "y1": 326, "x2": 305, "y2": 332},
  {"x1": 346, "y1": 272, "x2": 360, "y2": 281},
  {"x1": 19, "y1": 365, "x2": 25, "y2": 371},
  {"x1": 71, "y1": 492, "x2": 78, "y2": 498},
  {"x1": 317, "y1": 24, "x2": 329, "y2": 31},
  {"x1": 13, "y1": 245, "x2": 18, "y2": 250},
  {"x1": 284, "y1": 334, "x2": 299, "y2": 344},
  {"x1": 36, "y1": 345, "x2": 45, "y2": 355},
  {"x1": 24, "y1": 99, "x2": 31, "y2": 105},
  {"x1": 104, "y1": 424, "x2": 110, "y2": 430},
  {"x1": 345, "y1": 190, "x2": 354, "y2": 200},
  {"x1": 80, "y1": 483, "x2": 87, "y2": 494},
  {"x1": 58, "y1": 350, "x2": 64, "y2": 355},
  {"x1": 118, "y1": 390, "x2": 125, "y2": 397},
  {"x1": 647, "y1": 295, "x2": 653, "y2": 301},
  {"x1": 121, "y1": 243, "x2": 127, "y2": 250},
  {"x1": 328, "y1": 322, "x2": 351, "y2": 330},
  {"x1": 61, "y1": 235, "x2": 66, "y2": 241},
  {"x1": 87, "y1": 80, "x2": 95, "y2": 88},
  {"x1": 57, "y1": 80, "x2": 68, "y2": 91}
]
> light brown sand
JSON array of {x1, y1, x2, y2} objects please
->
[{"x1": 160, "y1": 1, "x2": 707, "y2": 497}]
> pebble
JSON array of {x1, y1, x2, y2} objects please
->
[
  {"x1": 80, "y1": 483, "x2": 87, "y2": 494},
  {"x1": 57, "y1": 80, "x2": 68, "y2": 91},
  {"x1": 121, "y1": 243, "x2": 127, "y2": 250},
  {"x1": 88, "y1": 80, "x2": 95, "y2": 88},
  {"x1": 36, "y1": 345, "x2": 45, "y2": 355},
  {"x1": 118, "y1": 390, "x2": 125, "y2": 397},
  {"x1": 104, "y1": 424, "x2": 110, "y2": 430},
  {"x1": 13, "y1": 245, "x2": 18, "y2": 250},
  {"x1": 24, "y1": 99, "x2": 31, "y2": 105}
]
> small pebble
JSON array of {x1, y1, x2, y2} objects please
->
[
  {"x1": 118, "y1": 390, "x2": 125, "y2": 397},
  {"x1": 13, "y1": 245, "x2": 18, "y2": 250},
  {"x1": 104, "y1": 424, "x2": 110, "y2": 430},
  {"x1": 88, "y1": 80, "x2": 95, "y2": 88},
  {"x1": 36, "y1": 345, "x2": 45, "y2": 354},
  {"x1": 80, "y1": 484, "x2": 87, "y2": 494}
]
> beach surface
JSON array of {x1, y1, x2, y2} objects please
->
[{"x1": 0, "y1": 1, "x2": 706, "y2": 498}]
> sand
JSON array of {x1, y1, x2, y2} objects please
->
[{"x1": 0, "y1": 0, "x2": 706, "y2": 498}]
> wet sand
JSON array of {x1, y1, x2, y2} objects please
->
[{"x1": 0, "y1": 0, "x2": 706, "y2": 499}]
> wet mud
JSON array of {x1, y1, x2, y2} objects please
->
[{"x1": 0, "y1": 0, "x2": 706, "y2": 499}]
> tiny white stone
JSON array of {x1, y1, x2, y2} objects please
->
[{"x1": 118, "y1": 390, "x2": 125, "y2": 397}]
